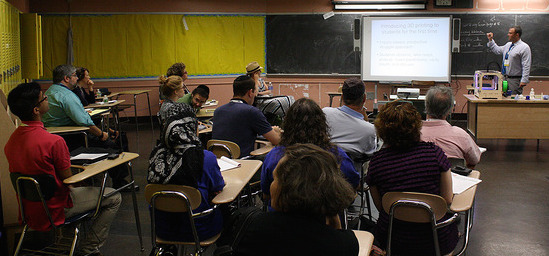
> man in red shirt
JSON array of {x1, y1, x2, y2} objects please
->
[{"x1": 5, "y1": 82, "x2": 121, "y2": 256}]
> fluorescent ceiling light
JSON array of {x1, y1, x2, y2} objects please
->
[{"x1": 334, "y1": 3, "x2": 425, "y2": 9}]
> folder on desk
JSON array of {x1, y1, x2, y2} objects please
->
[{"x1": 217, "y1": 156, "x2": 241, "y2": 172}]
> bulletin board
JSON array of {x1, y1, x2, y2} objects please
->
[{"x1": 40, "y1": 14, "x2": 266, "y2": 79}]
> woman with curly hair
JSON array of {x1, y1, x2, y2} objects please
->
[
  {"x1": 148, "y1": 75, "x2": 225, "y2": 241},
  {"x1": 260, "y1": 98, "x2": 359, "y2": 205},
  {"x1": 366, "y1": 100, "x2": 457, "y2": 256},
  {"x1": 237, "y1": 144, "x2": 359, "y2": 255}
]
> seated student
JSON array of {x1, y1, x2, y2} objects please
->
[
  {"x1": 366, "y1": 100, "x2": 457, "y2": 256},
  {"x1": 246, "y1": 61, "x2": 271, "y2": 96},
  {"x1": 160, "y1": 62, "x2": 190, "y2": 102},
  {"x1": 261, "y1": 98, "x2": 360, "y2": 204},
  {"x1": 246, "y1": 61, "x2": 294, "y2": 125},
  {"x1": 42, "y1": 64, "x2": 129, "y2": 189},
  {"x1": 212, "y1": 75, "x2": 282, "y2": 157},
  {"x1": 72, "y1": 67, "x2": 96, "y2": 106},
  {"x1": 323, "y1": 78, "x2": 377, "y2": 164},
  {"x1": 235, "y1": 144, "x2": 359, "y2": 256},
  {"x1": 148, "y1": 75, "x2": 225, "y2": 241},
  {"x1": 421, "y1": 86, "x2": 481, "y2": 168},
  {"x1": 177, "y1": 84, "x2": 209, "y2": 112},
  {"x1": 5, "y1": 82, "x2": 121, "y2": 256}
]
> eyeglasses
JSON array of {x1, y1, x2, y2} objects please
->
[{"x1": 35, "y1": 95, "x2": 48, "y2": 107}]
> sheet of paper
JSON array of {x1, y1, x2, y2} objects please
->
[
  {"x1": 70, "y1": 153, "x2": 108, "y2": 160},
  {"x1": 217, "y1": 156, "x2": 241, "y2": 172},
  {"x1": 452, "y1": 172, "x2": 482, "y2": 194},
  {"x1": 479, "y1": 147, "x2": 487, "y2": 153}
]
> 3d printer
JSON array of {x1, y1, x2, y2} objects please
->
[{"x1": 473, "y1": 70, "x2": 503, "y2": 99}]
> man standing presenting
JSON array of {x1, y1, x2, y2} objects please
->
[
  {"x1": 323, "y1": 78, "x2": 377, "y2": 167},
  {"x1": 212, "y1": 75, "x2": 281, "y2": 157},
  {"x1": 421, "y1": 86, "x2": 481, "y2": 169},
  {"x1": 487, "y1": 26, "x2": 531, "y2": 95}
]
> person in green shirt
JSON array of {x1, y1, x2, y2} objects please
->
[{"x1": 177, "y1": 84, "x2": 210, "y2": 112}]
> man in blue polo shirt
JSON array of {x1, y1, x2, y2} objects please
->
[
  {"x1": 323, "y1": 78, "x2": 376, "y2": 169},
  {"x1": 212, "y1": 75, "x2": 281, "y2": 157}
]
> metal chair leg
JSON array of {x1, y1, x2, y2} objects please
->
[{"x1": 13, "y1": 225, "x2": 29, "y2": 256}]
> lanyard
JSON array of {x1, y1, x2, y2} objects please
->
[{"x1": 230, "y1": 98, "x2": 247, "y2": 104}]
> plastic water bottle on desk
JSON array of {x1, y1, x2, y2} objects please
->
[
  {"x1": 530, "y1": 88, "x2": 535, "y2": 100},
  {"x1": 268, "y1": 82, "x2": 273, "y2": 96},
  {"x1": 103, "y1": 95, "x2": 108, "y2": 103},
  {"x1": 96, "y1": 89, "x2": 101, "y2": 98}
]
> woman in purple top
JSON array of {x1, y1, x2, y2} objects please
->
[
  {"x1": 261, "y1": 98, "x2": 360, "y2": 204},
  {"x1": 366, "y1": 100, "x2": 457, "y2": 256}
]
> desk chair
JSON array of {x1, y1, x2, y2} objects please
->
[
  {"x1": 345, "y1": 152, "x2": 374, "y2": 229},
  {"x1": 382, "y1": 192, "x2": 459, "y2": 256},
  {"x1": 145, "y1": 184, "x2": 221, "y2": 256},
  {"x1": 207, "y1": 140, "x2": 241, "y2": 159},
  {"x1": 11, "y1": 173, "x2": 94, "y2": 256},
  {"x1": 206, "y1": 139, "x2": 260, "y2": 207},
  {"x1": 352, "y1": 230, "x2": 375, "y2": 256}
]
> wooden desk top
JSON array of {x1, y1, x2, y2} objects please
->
[
  {"x1": 463, "y1": 94, "x2": 549, "y2": 104},
  {"x1": 95, "y1": 92, "x2": 120, "y2": 100},
  {"x1": 117, "y1": 89, "x2": 151, "y2": 95},
  {"x1": 212, "y1": 159, "x2": 262, "y2": 204},
  {"x1": 64, "y1": 152, "x2": 139, "y2": 184},
  {"x1": 352, "y1": 230, "x2": 374, "y2": 256},
  {"x1": 88, "y1": 99, "x2": 126, "y2": 108},
  {"x1": 198, "y1": 124, "x2": 212, "y2": 134},
  {"x1": 88, "y1": 108, "x2": 110, "y2": 117},
  {"x1": 250, "y1": 143, "x2": 274, "y2": 156},
  {"x1": 450, "y1": 170, "x2": 480, "y2": 212},
  {"x1": 47, "y1": 126, "x2": 89, "y2": 134},
  {"x1": 196, "y1": 108, "x2": 216, "y2": 118},
  {"x1": 326, "y1": 92, "x2": 342, "y2": 96}
]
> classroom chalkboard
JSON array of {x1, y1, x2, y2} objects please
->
[
  {"x1": 452, "y1": 14, "x2": 549, "y2": 76},
  {"x1": 266, "y1": 14, "x2": 549, "y2": 76},
  {"x1": 266, "y1": 14, "x2": 361, "y2": 74}
]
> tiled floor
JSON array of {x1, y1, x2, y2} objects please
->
[{"x1": 17, "y1": 120, "x2": 549, "y2": 256}]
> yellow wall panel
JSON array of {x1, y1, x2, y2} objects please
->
[{"x1": 40, "y1": 14, "x2": 265, "y2": 79}]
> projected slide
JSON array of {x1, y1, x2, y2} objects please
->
[{"x1": 362, "y1": 17, "x2": 451, "y2": 82}]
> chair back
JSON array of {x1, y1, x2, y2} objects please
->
[
  {"x1": 10, "y1": 173, "x2": 57, "y2": 226},
  {"x1": 207, "y1": 139, "x2": 240, "y2": 159},
  {"x1": 382, "y1": 192, "x2": 448, "y2": 223},
  {"x1": 144, "y1": 184, "x2": 202, "y2": 212}
]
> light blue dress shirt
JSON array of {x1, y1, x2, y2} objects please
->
[
  {"x1": 487, "y1": 39, "x2": 531, "y2": 84},
  {"x1": 42, "y1": 83, "x2": 95, "y2": 127}
]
